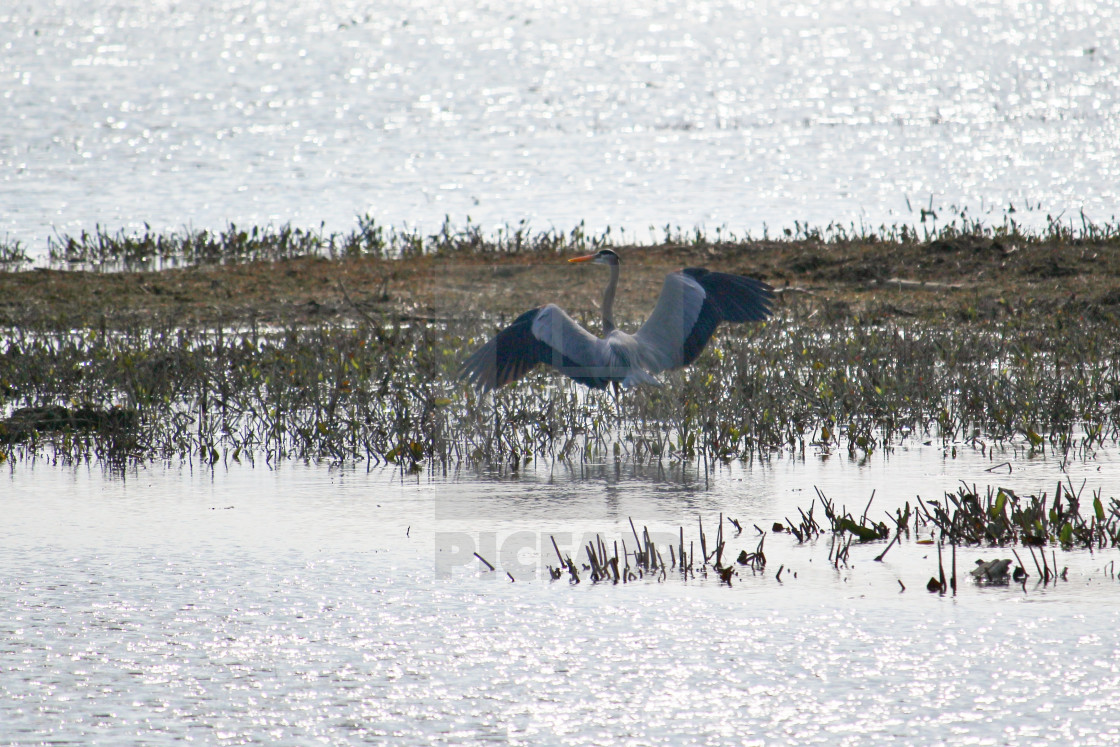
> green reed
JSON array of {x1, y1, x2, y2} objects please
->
[
  {"x1": 13, "y1": 208, "x2": 1118, "y2": 270},
  {"x1": 2, "y1": 305, "x2": 1120, "y2": 469},
  {"x1": 40, "y1": 216, "x2": 613, "y2": 269},
  {"x1": 0, "y1": 236, "x2": 30, "y2": 267},
  {"x1": 917, "y1": 481, "x2": 1120, "y2": 549}
]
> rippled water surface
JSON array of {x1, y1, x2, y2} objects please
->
[
  {"x1": 3, "y1": 0, "x2": 1119, "y2": 254},
  {"x1": 4, "y1": 446, "x2": 1120, "y2": 744}
]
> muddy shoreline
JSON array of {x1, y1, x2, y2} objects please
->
[{"x1": 3, "y1": 234, "x2": 1118, "y2": 328}]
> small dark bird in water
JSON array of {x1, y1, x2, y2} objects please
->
[{"x1": 459, "y1": 248, "x2": 774, "y2": 392}]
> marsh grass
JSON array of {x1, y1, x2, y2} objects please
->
[
  {"x1": 47, "y1": 223, "x2": 330, "y2": 268},
  {"x1": 23, "y1": 209, "x2": 1120, "y2": 270},
  {"x1": 2, "y1": 305, "x2": 1120, "y2": 469},
  {"x1": 7, "y1": 209, "x2": 1120, "y2": 465},
  {"x1": 0, "y1": 236, "x2": 30, "y2": 267},
  {"x1": 42, "y1": 217, "x2": 612, "y2": 270}
]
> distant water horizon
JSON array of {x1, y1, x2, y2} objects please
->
[{"x1": 3, "y1": 0, "x2": 1117, "y2": 256}]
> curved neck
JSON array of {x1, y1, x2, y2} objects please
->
[{"x1": 601, "y1": 263, "x2": 619, "y2": 335}]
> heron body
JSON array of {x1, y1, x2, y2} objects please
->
[{"x1": 458, "y1": 249, "x2": 774, "y2": 392}]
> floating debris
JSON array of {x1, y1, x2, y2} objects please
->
[{"x1": 970, "y1": 558, "x2": 1014, "y2": 585}]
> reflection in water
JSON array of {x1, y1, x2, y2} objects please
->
[{"x1": 3, "y1": 446, "x2": 1120, "y2": 743}]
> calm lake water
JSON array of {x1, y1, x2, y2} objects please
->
[
  {"x1": 3, "y1": 0, "x2": 1119, "y2": 254},
  {"x1": 4, "y1": 444, "x2": 1120, "y2": 744}
]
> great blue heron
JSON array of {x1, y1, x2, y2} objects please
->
[{"x1": 458, "y1": 248, "x2": 774, "y2": 392}]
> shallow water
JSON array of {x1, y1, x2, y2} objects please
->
[
  {"x1": 3, "y1": 0, "x2": 1119, "y2": 255},
  {"x1": 4, "y1": 445, "x2": 1120, "y2": 744}
]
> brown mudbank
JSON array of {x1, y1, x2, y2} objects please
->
[{"x1": 0, "y1": 230, "x2": 1117, "y2": 329}]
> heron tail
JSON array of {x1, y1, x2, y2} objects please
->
[{"x1": 622, "y1": 368, "x2": 661, "y2": 388}]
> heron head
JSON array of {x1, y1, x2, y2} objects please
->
[{"x1": 568, "y1": 248, "x2": 620, "y2": 266}]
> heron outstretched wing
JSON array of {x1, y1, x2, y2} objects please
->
[
  {"x1": 633, "y1": 268, "x2": 774, "y2": 373},
  {"x1": 459, "y1": 267, "x2": 773, "y2": 392},
  {"x1": 458, "y1": 304, "x2": 622, "y2": 391}
]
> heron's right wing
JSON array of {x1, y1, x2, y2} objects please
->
[
  {"x1": 634, "y1": 269, "x2": 773, "y2": 373},
  {"x1": 458, "y1": 305, "x2": 617, "y2": 391},
  {"x1": 631, "y1": 271, "x2": 708, "y2": 373}
]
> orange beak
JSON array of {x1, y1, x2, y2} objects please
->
[{"x1": 568, "y1": 253, "x2": 597, "y2": 263}]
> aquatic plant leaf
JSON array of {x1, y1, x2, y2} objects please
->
[
  {"x1": 837, "y1": 517, "x2": 883, "y2": 542},
  {"x1": 992, "y1": 489, "x2": 1008, "y2": 518}
]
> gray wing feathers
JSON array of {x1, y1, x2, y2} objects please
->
[
  {"x1": 531, "y1": 305, "x2": 631, "y2": 388},
  {"x1": 531, "y1": 305, "x2": 614, "y2": 369},
  {"x1": 632, "y1": 272, "x2": 707, "y2": 373},
  {"x1": 460, "y1": 269, "x2": 772, "y2": 391},
  {"x1": 459, "y1": 304, "x2": 633, "y2": 392}
]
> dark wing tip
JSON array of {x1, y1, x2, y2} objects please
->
[
  {"x1": 676, "y1": 269, "x2": 774, "y2": 366},
  {"x1": 457, "y1": 341, "x2": 498, "y2": 392},
  {"x1": 682, "y1": 268, "x2": 775, "y2": 322},
  {"x1": 458, "y1": 308, "x2": 547, "y2": 392}
]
